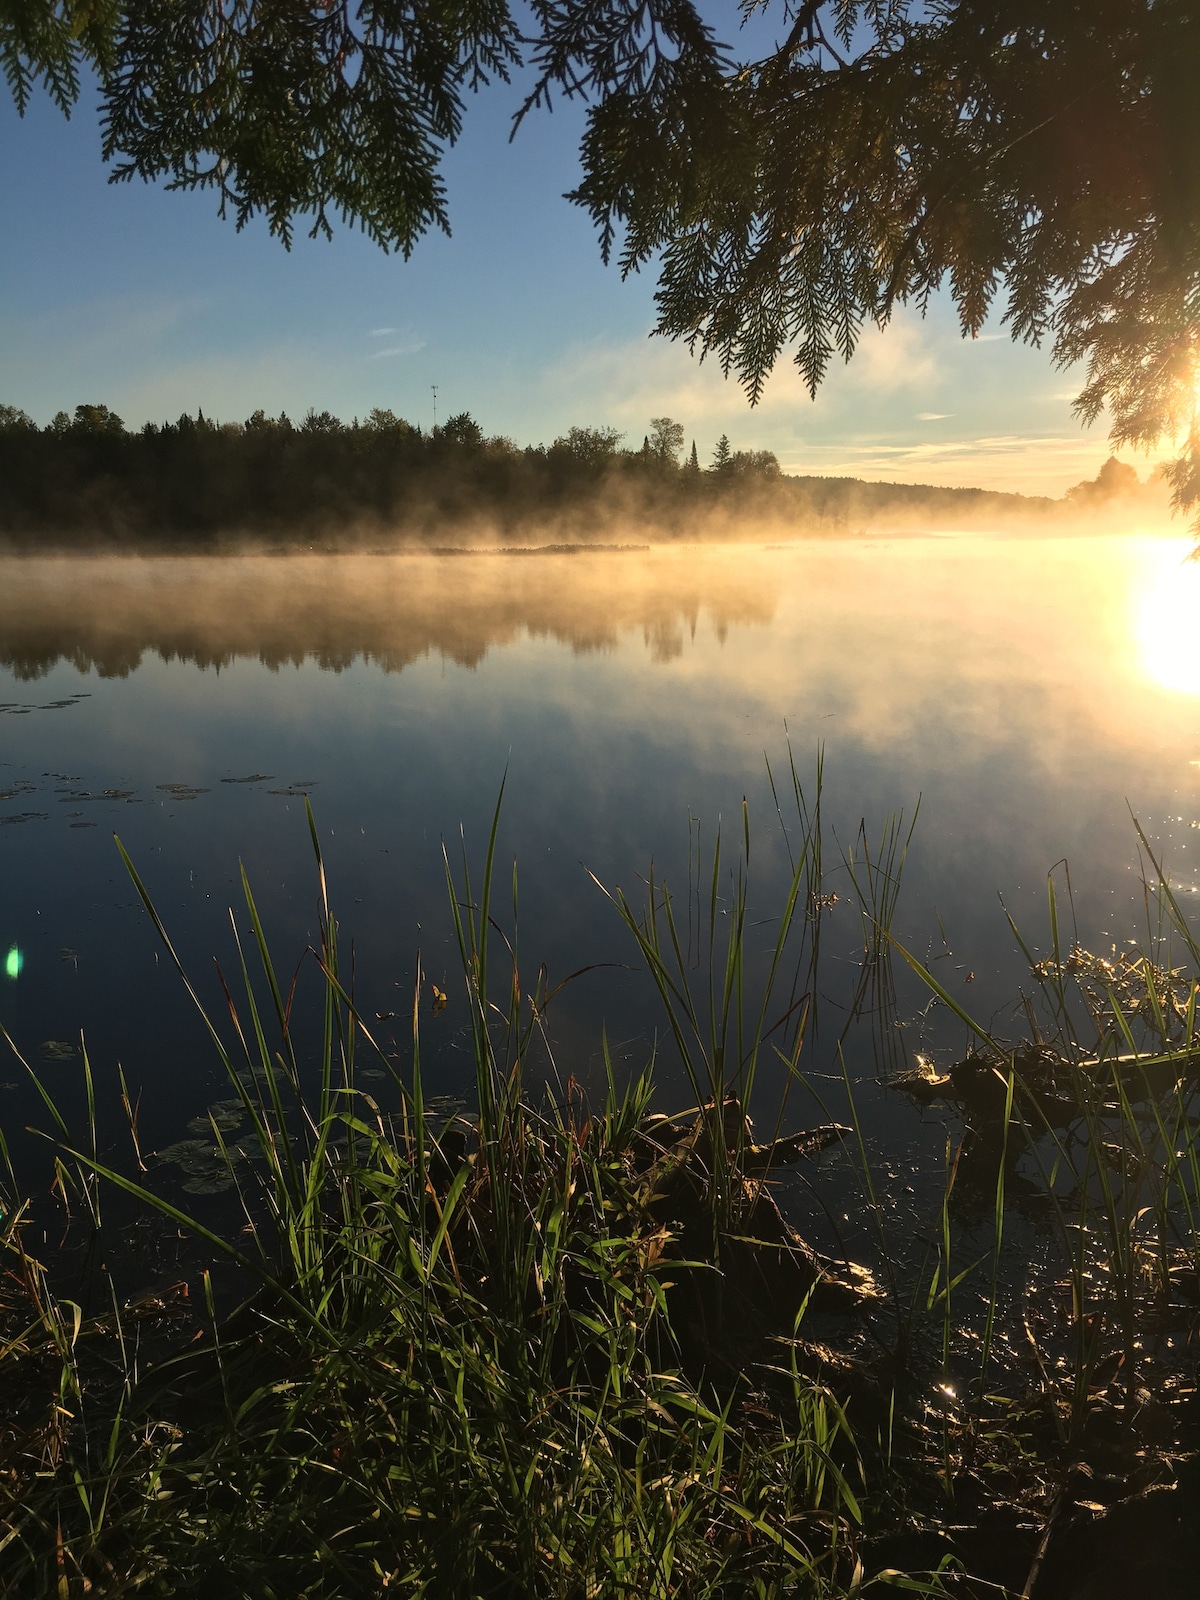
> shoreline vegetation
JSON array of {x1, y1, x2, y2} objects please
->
[
  {"x1": 3, "y1": 786, "x2": 1200, "y2": 1596},
  {"x1": 0, "y1": 403, "x2": 1171, "y2": 549}
]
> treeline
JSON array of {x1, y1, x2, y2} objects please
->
[
  {"x1": 0, "y1": 404, "x2": 785, "y2": 546},
  {"x1": 0, "y1": 401, "x2": 1051, "y2": 546}
]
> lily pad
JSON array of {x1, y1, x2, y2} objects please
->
[
  {"x1": 156, "y1": 1137, "x2": 244, "y2": 1194},
  {"x1": 180, "y1": 1172, "x2": 238, "y2": 1196},
  {"x1": 187, "y1": 1107, "x2": 244, "y2": 1135},
  {"x1": 424, "y1": 1094, "x2": 466, "y2": 1117}
]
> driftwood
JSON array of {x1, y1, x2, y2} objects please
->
[
  {"x1": 633, "y1": 1100, "x2": 877, "y2": 1329},
  {"x1": 894, "y1": 1043, "x2": 1200, "y2": 1132},
  {"x1": 425, "y1": 1096, "x2": 877, "y2": 1380}
]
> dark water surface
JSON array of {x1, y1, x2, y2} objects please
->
[{"x1": 2, "y1": 537, "x2": 1199, "y2": 1213}]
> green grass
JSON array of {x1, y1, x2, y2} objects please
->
[
  {"x1": 1, "y1": 787, "x2": 936, "y2": 1599},
  {"x1": 3, "y1": 776, "x2": 1200, "y2": 1598}
]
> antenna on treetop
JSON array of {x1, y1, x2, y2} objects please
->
[{"x1": 431, "y1": 384, "x2": 438, "y2": 431}]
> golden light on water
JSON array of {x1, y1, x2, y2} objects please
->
[{"x1": 1133, "y1": 542, "x2": 1200, "y2": 695}]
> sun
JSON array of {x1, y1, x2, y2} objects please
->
[{"x1": 1133, "y1": 540, "x2": 1200, "y2": 695}]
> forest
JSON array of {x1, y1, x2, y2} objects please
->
[{"x1": 0, "y1": 401, "x2": 1059, "y2": 546}]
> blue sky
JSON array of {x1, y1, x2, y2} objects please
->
[{"x1": 0, "y1": 43, "x2": 1140, "y2": 497}]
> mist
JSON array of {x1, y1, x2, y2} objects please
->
[
  {"x1": 0, "y1": 548, "x2": 780, "y2": 680},
  {"x1": 0, "y1": 403, "x2": 1178, "y2": 551}
]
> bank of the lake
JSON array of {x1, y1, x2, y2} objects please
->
[
  {"x1": 3, "y1": 796, "x2": 1200, "y2": 1597},
  {"x1": 3, "y1": 402, "x2": 1166, "y2": 548}
]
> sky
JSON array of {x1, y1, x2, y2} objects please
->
[{"x1": 0, "y1": 36, "x2": 1157, "y2": 498}]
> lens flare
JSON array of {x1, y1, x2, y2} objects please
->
[{"x1": 4, "y1": 946, "x2": 22, "y2": 979}]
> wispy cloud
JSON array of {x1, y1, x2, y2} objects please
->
[
  {"x1": 522, "y1": 306, "x2": 1128, "y2": 494},
  {"x1": 848, "y1": 314, "x2": 939, "y2": 392},
  {"x1": 366, "y1": 323, "x2": 425, "y2": 360},
  {"x1": 538, "y1": 307, "x2": 947, "y2": 441},
  {"x1": 371, "y1": 337, "x2": 426, "y2": 360},
  {"x1": 4, "y1": 292, "x2": 206, "y2": 369},
  {"x1": 776, "y1": 433, "x2": 1175, "y2": 497}
]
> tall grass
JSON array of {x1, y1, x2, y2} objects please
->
[
  {"x1": 870, "y1": 819, "x2": 1200, "y2": 1590},
  {"x1": 1, "y1": 792, "x2": 919, "y2": 1598},
  {"x1": 8, "y1": 772, "x2": 1198, "y2": 1597}
]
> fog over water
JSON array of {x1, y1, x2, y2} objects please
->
[{"x1": 2, "y1": 536, "x2": 1198, "y2": 1192}]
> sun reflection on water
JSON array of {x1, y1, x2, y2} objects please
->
[{"x1": 1133, "y1": 541, "x2": 1200, "y2": 695}]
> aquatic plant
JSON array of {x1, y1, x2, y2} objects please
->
[
  {"x1": 0, "y1": 796, "x2": 912, "y2": 1598},
  {"x1": 4, "y1": 780, "x2": 1200, "y2": 1597}
]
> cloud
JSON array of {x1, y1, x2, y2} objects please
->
[
  {"x1": 366, "y1": 323, "x2": 426, "y2": 359},
  {"x1": 776, "y1": 432, "x2": 1175, "y2": 497},
  {"x1": 370, "y1": 338, "x2": 427, "y2": 360},
  {"x1": 846, "y1": 314, "x2": 939, "y2": 393},
  {"x1": 536, "y1": 306, "x2": 948, "y2": 442},
  {"x1": 515, "y1": 295, "x2": 1158, "y2": 495}
]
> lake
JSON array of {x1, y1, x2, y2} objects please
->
[{"x1": 2, "y1": 534, "x2": 1199, "y2": 1202}]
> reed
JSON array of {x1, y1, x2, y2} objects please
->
[
  {"x1": 6, "y1": 773, "x2": 1199, "y2": 1598},
  {"x1": 873, "y1": 823, "x2": 1200, "y2": 1592},
  {"x1": 0, "y1": 793, "x2": 913, "y2": 1598}
]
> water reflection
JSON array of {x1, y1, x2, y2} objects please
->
[
  {"x1": 0, "y1": 536, "x2": 1198, "y2": 1184},
  {"x1": 0, "y1": 551, "x2": 776, "y2": 678}
]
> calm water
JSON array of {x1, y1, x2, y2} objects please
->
[{"x1": 2, "y1": 536, "x2": 1199, "y2": 1198}]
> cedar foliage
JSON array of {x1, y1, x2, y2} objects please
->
[{"x1": 5, "y1": 2, "x2": 1197, "y2": 517}]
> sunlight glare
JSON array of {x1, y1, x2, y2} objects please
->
[{"x1": 1133, "y1": 542, "x2": 1200, "y2": 695}]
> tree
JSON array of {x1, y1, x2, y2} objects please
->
[
  {"x1": 6, "y1": 0, "x2": 1200, "y2": 519},
  {"x1": 301, "y1": 409, "x2": 344, "y2": 435},
  {"x1": 440, "y1": 412, "x2": 485, "y2": 448},
  {"x1": 71, "y1": 403, "x2": 125, "y2": 435},
  {"x1": 710, "y1": 435, "x2": 732, "y2": 475},
  {"x1": 1, "y1": 0, "x2": 520, "y2": 253},
  {"x1": 363, "y1": 408, "x2": 415, "y2": 439},
  {"x1": 551, "y1": 425, "x2": 624, "y2": 467},
  {"x1": 648, "y1": 416, "x2": 685, "y2": 465},
  {"x1": 1064, "y1": 456, "x2": 1150, "y2": 506},
  {"x1": 244, "y1": 409, "x2": 295, "y2": 436},
  {"x1": 538, "y1": 0, "x2": 1200, "y2": 523},
  {"x1": 728, "y1": 449, "x2": 780, "y2": 480}
]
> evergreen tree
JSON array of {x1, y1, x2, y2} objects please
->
[{"x1": 5, "y1": 0, "x2": 1200, "y2": 521}]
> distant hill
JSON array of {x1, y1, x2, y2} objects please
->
[{"x1": 774, "y1": 474, "x2": 1058, "y2": 531}]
